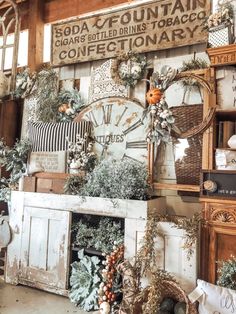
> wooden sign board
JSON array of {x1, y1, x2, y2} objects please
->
[
  {"x1": 51, "y1": 0, "x2": 210, "y2": 66},
  {"x1": 28, "y1": 151, "x2": 67, "y2": 174}
]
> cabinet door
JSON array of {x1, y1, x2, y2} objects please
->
[
  {"x1": 19, "y1": 206, "x2": 71, "y2": 295},
  {"x1": 209, "y1": 224, "x2": 236, "y2": 284},
  {"x1": 136, "y1": 222, "x2": 197, "y2": 293}
]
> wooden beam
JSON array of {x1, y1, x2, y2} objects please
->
[
  {"x1": 154, "y1": 182, "x2": 200, "y2": 192},
  {"x1": 28, "y1": 0, "x2": 44, "y2": 71},
  {"x1": 44, "y1": 0, "x2": 129, "y2": 23}
]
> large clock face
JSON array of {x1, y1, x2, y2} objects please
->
[{"x1": 75, "y1": 97, "x2": 148, "y2": 163}]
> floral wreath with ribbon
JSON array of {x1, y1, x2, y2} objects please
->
[{"x1": 144, "y1": 66, "x2": 215, "y2": 145}]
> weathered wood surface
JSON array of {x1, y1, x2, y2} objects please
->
[
  {"x1": 27, "y1": 0, "x2": 44, "y2": 71},
  {"x1": 6, "y1": 191, "x2": 167, "y2": 294},
  {"x1": 51, "y1": 0, "x2": 210, "y2": 65},
  {"x1": 19, "y1": 206, "x2": 71, "y2": 292},
  {"x1": 136, "y1": 221, "x2": 198, "y2": 293},
  {"x1": 12, "y1": 192, "x2": 166, "y2": 220},
  {"x1": 207, "y1": 44, "x2": 236, "y2": 67}
]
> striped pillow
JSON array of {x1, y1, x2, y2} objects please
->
[{"x1": 28, "y1": 121, "x2": 92, "y2": 152}]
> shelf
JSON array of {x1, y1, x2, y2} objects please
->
[
  {"x1": 216, "y1": 109, "x2": 236, "y2": 119},
  {"x1": 207, "y1": 44, "x2": 236, "y2": 67},
  {"x1": 71, "y1": 245, "x2": 104, "y2": 257}
]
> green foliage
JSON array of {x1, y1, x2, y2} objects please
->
[
  {"x1": 64, "y1": 175, "x2": 86, "y2": 195},
  {"x1": 0, "y1": 139, "x2": 31, "y2": 202},
  {"x1": 0, "y1": 177, "x2": 11, "y2": 202},
  {"x1": 72, "y1": 216, "x2": 124, "y2": 254},
  {"x1": 56, "y1": 88, "x2": 84, "y2": 122},
  {"x1": 13, "y1": 68, "x2": 33, "y2": 99},
  {"x1": 34, "y1": 67, "x2": 59, "y2": 122},
  {"x1": 181, "y1": 57, "x2": 209, "y2": 72},
  {"x1": 217, "y1": 256, "x2": 236, "y2": 290},
  {"x1": 81, "y1": 158, "x2": 150, "y2": 200},
  {"x1": 69, "y1": 249, "x2": 102, "y2": 311},
  {"x1": 4, "y1": 139, "x2": 31, "y2": 184},
  {"x1": 0, "y1": 139, "x2": 31, "y2": 184},
  {"x1": 180, "y1": 56, "x2": 209, "y2": 87}
]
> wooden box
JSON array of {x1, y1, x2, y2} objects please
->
[{"x1": 23, "y1": 172, "x2": 83, "y2": 194}]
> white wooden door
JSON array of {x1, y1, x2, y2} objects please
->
[
  {"x1": 137, "y1": 222, "x2": 197, "y2": 293},
  {"x1": 19, "y1": 206, "x2": 71, "y2": 294}
]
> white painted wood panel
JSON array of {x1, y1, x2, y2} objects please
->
[
  {"x1": 19, "y1": 206, "x2": 71, "y2": 291},
  {"x1": 137, "y1": 222, "x2": 197, "y2": 293}
]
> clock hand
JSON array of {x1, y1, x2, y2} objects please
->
[{"x1": 92, "y1": 136, "x2": 110, "y2": 158}]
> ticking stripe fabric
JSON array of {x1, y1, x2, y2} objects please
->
[{"x1": 28, "y1": 121, "x2": 92, "y2": 152}]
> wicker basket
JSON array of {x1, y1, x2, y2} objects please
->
[
  {"x1": 208, "y1": 22, "x2": 234, "y2": 48},
  {"x1": 171, "y1": 104, "x2": 203, "y2": 194},
  {"x1": 119, "y1": 280, "x2": 198, "y2": 314},
  {"x1": 159, "y1": 280, "x2": 198, "y2": 314}
]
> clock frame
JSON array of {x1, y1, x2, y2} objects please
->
[{"x1": 74, "y1": 97, "x2": 149, "y2": 163}]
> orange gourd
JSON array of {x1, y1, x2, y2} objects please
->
[
  {"x1": 58, "y1": 103, "x2": 69, "y2": 113},
  {"x1": 146, "y1": 88, "x2": 162, "y2": 105}
]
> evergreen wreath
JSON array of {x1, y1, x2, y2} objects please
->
[
  {"x1": 111, "y1": 51, "x2": 148, "y2": 87},
  {"x1": 217, "y1": 256, "x2": 236, "y2": 290}
]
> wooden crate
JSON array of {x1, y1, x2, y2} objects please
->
[{"x1": 23, "y1": 172, "x2": 83, "y2": 194}]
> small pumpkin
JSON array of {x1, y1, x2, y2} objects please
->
[
  {"x1": 146, "y1": 88, "x2": 162, "y2": 105},
  {"x1": 58, "y1": 103, "x2": 69, "y2": 113}
]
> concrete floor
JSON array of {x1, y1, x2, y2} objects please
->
[{"x1": 0, "y1": 279, "x2": 97, "y2": 314}]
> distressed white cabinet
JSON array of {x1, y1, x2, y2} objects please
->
[
  {"x1": 19, "y1": 207, "x2": 71, "y2": 294},
  {"x1": 6, "y1": 192, "x2": 197, "y2": 295},
  {"x1": 6, "y1": 191, "x2": 166, "y2": 295}
]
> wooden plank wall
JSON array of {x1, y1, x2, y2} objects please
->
[
  {"x1": 54, "y1": 43, "x2": 206, "y2": 218},
  {"x1": 15, "y1": 0, "x2": 206, "y2": 216}
]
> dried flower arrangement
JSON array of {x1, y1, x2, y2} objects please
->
[
  {"x1": 217, "y1": 255, "x2": 236, "y2": 290},
  {"x1": 66, "y1": 133, "x2": 97, "y2": 174},
  {"x1": 119, "y1": 215, "x2": 199, "y2": 313},
  {"x1": 154, "y1": 213, "x2": 202, "y2": 260},
  {"x1": 98, "y1": 244, "x2": 124, "y2": 312},
  {"x1": 203, "y1": 0, "x2": 234, "y2": 30},
  {"x1": 118, "y1": 217, "x2": 177, "y2": 314},
  {"x1": 111, "y1": 51, "x2": 148, "y2": 87},
  {"x1": 144, "y1": 66, "x2": 177, "y2": 145}
]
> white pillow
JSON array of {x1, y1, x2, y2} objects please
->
[{"x1": 197, "y1": 279, "x2": 236, "y2": 314}]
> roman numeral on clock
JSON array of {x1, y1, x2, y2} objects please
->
[
  {"x1": 115, "y1": 106, "x2": 128, "y2": 127},
  {"x1": 102, "y1": 104, "x2": 113, "y2": 125},
  {"x1": 85, "y1": 111, "x2": 99, "y2": 127},
  {"x1": 122, "y1": 153, "x2": 142, "y2": 164},
  {"x1": 122, "y1": 119, "x2": 143, "y2": 135},
  {"x1": 126, "y1": 140, "x2": 147, "y2": 149}
]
